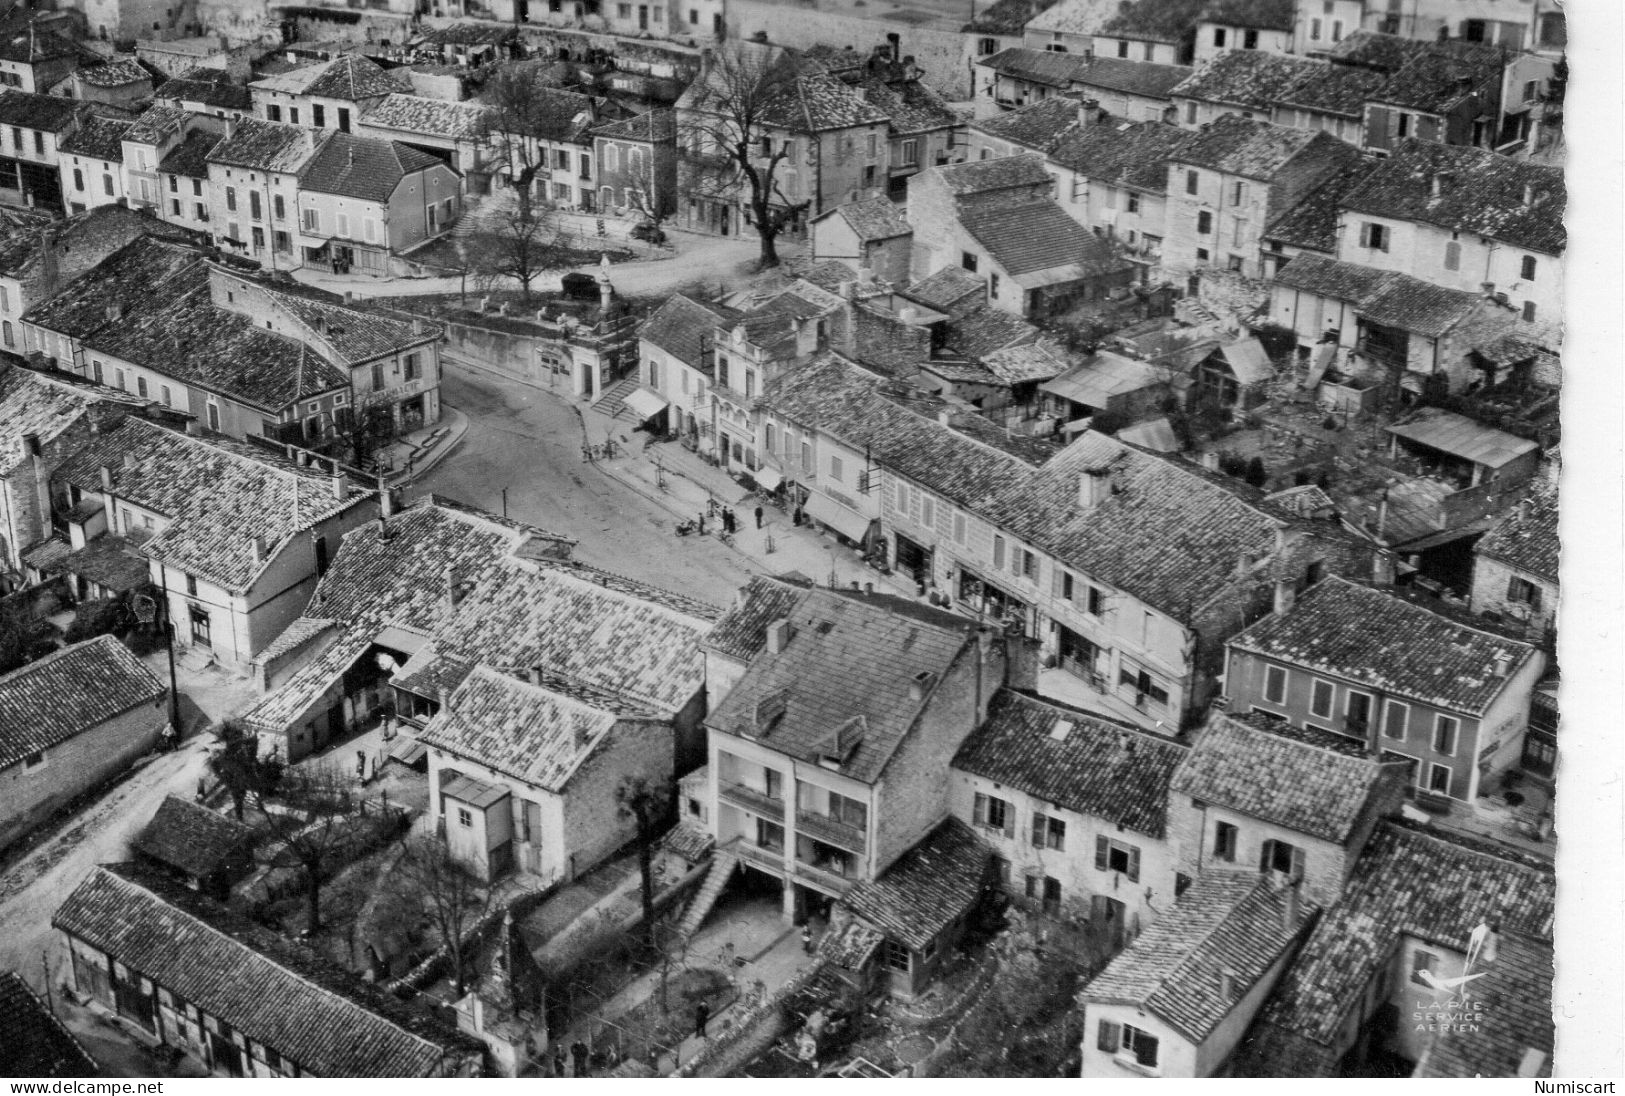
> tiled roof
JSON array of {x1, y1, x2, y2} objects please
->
[
  {"x1": 1049, "y1": 117, "x2": 1191, "y2": 193},
  {"x1": 297, "y1": 133, "x2": 445, "y2": 202},
  {"x1": 826, "y1": 196, "x2": 911, "y2": 241},
  {"x1": 981, "y1": 341, "x2": 1070, "y2": 384},
  {"x1": 79, "y1": 58, "x2": 153, "y2": 88},
  {"x1": 953, "y1": 690, "x2": 1186, "y2": 837},
  {"x1": 1274, "y1": 253, "x2": 1482, "y2": 337},
  {"x1": 22, "y1": 238, "x2": 349, "y2": 411},
  {"x1": 1200, "y1": 0, "x2": 1293, "y2": 31},
  {"x1": 977, "y1": 46, "x2": 1092, "y2": 89},
  {"x1": 155, "y1": 128, "x2": 221, "y2": 179},
  {"x1": 991, "y1": 432, "x2": 1302, "y2": 620},
  {"x1": 53, "y1": 864, "x2": 482, "y2": 1077},
  {"x1": 257, "y1": 280, "x2": 438, "y2": 364},
  {"x1": 133, "y1": 795, "x2": 254, "y2": 878},
  {"x1": 818, "y1": 919, "x2": 885, "y2": 969},
  {"x1": 1474, "y1": 483, "x2": 1557, "y2": 583},
  {"x1": 1084, "y1": 874, "x2": 1314, "y2": 1043},
  {"x1": 932, "y1": 150, "x2": 1054, "y2": 194},
  {"x1": 1323, "y1": 30, "x2": 1503, "y2": 74},
  {"x1": 0, "y1": 89, "x2": 80, "y2": 132},
  {"x1": 360, "y1": 93, "x2": 491, "y2": 140},
  {"x1": 207, "y1": 118, "x2": 321, "y2": 173},
  {"x1": 419, "y1": 21, "x2": 518, "y2": 46},
  {"x1": 125, "y1": 104, "x2": 188, "y2": 145},
  {"x1": 1025, "y1": 0, "x2": 1120, "y2": 36},
  {"x1": 1339, "y1": 139, "x2": 1565, "y2": 255},
  {"x1": 0, "y1": 367, "x2": 101, "y2": 476},
  {"x1": 1370, "y1": 47, "x2": 1503, "y2": 113},
  {"x1": 0, "y1": 636, "x2": 165, "y2": 772},
  {"x1": 480, "y1": 84, "x2": 598, "y2": 144},
  {"x1": 590, "y1": 108, "x2": 675, "y2": 142},
  {"x1": 842, "y1": 818, "x2": 990, "y2": 950},
  {"x1": 637, "y1": 293, "x2": 739, "y2": 368},
  {"x1": 46, "y1": 534, "x2": 151, "y2": 592},
  {"x1": 1171, "y1": 713, "x2": 1408, "y2": 843},
  {"x1": 900, "y1": 267, "x2": 986, "y2": 314},
  {"x1": 1174, "y1": 51, "x2": 1383, "y2": 117},
  {"x1": 0, "y1": 971, "x2": 97, "y2": 1078},
  {"x1": 419, "y1": 666, "x2": 622, "y2": 791},
  {"x1": 704, "y1": 580, "x2": 976, "y2": 784},
  {"x1": 1412, "y1": 930, "x2": 1553, "y2": 1078},
  {"x1": 251, "y1": 54, "x2": 403, "y2": 101},
  {"x1": 0, "y1": 204, "x2": 54, "y2": 276},
  {"x1": 54, "y1": 418, "x2": 373, "y2": 593},
  {"x1": 0, "y1": 26, "x2": 83, "y2": 63},
  {"x1": 964, "y1": 0, "x2": 1058, "y2": 34},
  {"x1": 1233, "y1": 820, "x2": 1554, "y2": 1073},
  {"x1": 704, "y1": 574, "x2": 807, "y2": 663},
  {"x1": 969, "y1": 96, "x2": 1081, "y2": 152},
  {"x1": 57, "y1": 114, "x2": 132, "y2": 162},
  {"x1": 957, "y1": 194, "x2": 1129, "y2": 279},
  {"x1": 855, "y1": 76, "x2": 961, "y2": 136},
  {"x1": 1102, "y1": 0, "x2": 1204, "y2": 41},
  {"x1": 941, "y1": 302, "x2": 1042, "y2": 360},
  {"x1": 1076, "y1": 56, "x2": 1192, "y2": 99},
  {"x1": 1168, "y1": 112, "x2": 1346, "y2": 180},
  {"x1": 1263, "y1": 169, "x2": 1365, "y2": 253},
  {"x1": 1227, "y1": 577, "x2": 1536, "y2": 715},
  {"x1": 244, "y1": 499, "x2": 710, "y2": 737},
  {"x1": 154, "y1": 73, "x2": 252, "y2": 112},
  {"x1": 762, "y1": 353, "x2": 1056, "y2": 508}
]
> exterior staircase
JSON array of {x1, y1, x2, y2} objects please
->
[
  {"x1": 590, "y1": 375, "x2": 641, "y2": 419},
  {"x1": 677, "y1": 850, "x2": 737, "y2": 939}
]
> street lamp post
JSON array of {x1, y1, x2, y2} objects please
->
[{"x1": 156, "y1": 570, "x2": 181, "y2": 735}]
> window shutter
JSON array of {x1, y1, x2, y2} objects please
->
[
  {"x1": 1003, "y1": 808, "x2": 1015, "y2": 839},
  {"x1": 1127, "y1": 845, "x2": 1141, "y2": 882},
  {"x1": 1097, "y1": 1019, "x2": 1121, "y2": 1053},
  {"x1": 973, "y1": 793, "x2": 987, "y2": 825},
  {"x1": 1358, "y1": 223, "x2": 1370, "y2": 248},
  {"x1": 992, "y1": 537, "x2": 1005, "y2": 569},
  {"x1": 1095, "y1": 834, "x2": 1109, "y2": 871},
  {"x1": 1259, "y1": 839, "x2": 1274, "y2": 873},
  {"x1": 1290, "y1": 845, "x2": 1306, "y2": 882},
  {"x1": 1052, "y1": 566, "x2": 1065, "y2": 598},
  {"x1": 1031, "y1": 812, "x2": 1045, "y2": 847}
]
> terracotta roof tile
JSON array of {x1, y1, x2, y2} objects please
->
[
  {"x1": 704, "y1": 575, "x2": 806, "y2": 663},
  {"x1": 0, "y1": 971, "x2": 97, "y2": 1077},
  {"x1": 953, "y1": 690, "x2": 1187, "y2": 837},
  {"x1": 1168, "y1": 112, "x2": 1353, "y2": 180},
  {"x1": 0, "y1": 89, "x2": 80, "y2": 132},
  {"x1": 154, "y1": 73, "x2": 252, "y2": 112},
  {"x1": 826, "y1": 195, "x2": 912, "y2": 241},
  {"x1": 1084, "y1": 874, "x2": 1315, "y2": 1043},
  {"x1": 207, "y1": 118, "x2": 321, "y2": 173},
  {"x1": 297, "y1": 132, "x2": 444, "y2": 202},
  {"x1": 1200, "y1": 0, "x2": 1294, "y2": 31},
  {"x1": 1474, "y1": 483, "x2": 1557, "y2": 582},
  {"x1": 931, "y1": 149, "x2": 1055, "y2": 193},
  {"x1": 250, "y1": 54, "x2": 403, "y2": 101},
  {"x1": 360, "y1": 93, "x2": 491, "y2": 140},
  {"x1": 1227, "y1": 577, "x2": 1537, "y2": 715},
  {"x1": 52, "y1": 864, "x2": 482, "y2": 1076},
  {"x1": 1413, "y1": 930, "x2": 1553, "y2": 1078},
  {"x1": 637, "y1": 293, "x2": 740, "y2": 368},
  {"x1": 1171, "y1": 712, "x2": 1409, "y2": 842},
  {"x1": 1048, "y1": 117, "x2": 1191, "y2": 193},
  {"x1": 842, "y1": 818, "x2": 990, "y2": 950},
  {"x1": 57, "y1": 114, "x2": 134, "y2": 162},
  {"x1": 957, "y1": 193, "x2": 1131, "y2": 279},
  {"x1": 0, "y1": 636, "x2": 165, "y2": 771},
  {"x1": 969, "y1": 96, "x2": 1083, "y2": 152},
  {"x1": 133, "y1": 795, "x2": 254, "y2": 879}
]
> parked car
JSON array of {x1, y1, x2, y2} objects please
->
[{"x1": 631, "y1": 221, "x2": 667, "y2": 245}]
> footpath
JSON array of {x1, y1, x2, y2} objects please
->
[{"x1": 574, "y1": 404, "x2": 921, "y2": 601}]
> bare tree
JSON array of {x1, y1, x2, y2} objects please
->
[
  {"x1": 251, "y1": 763, "x2": 361, "y2": 934},
  {"x1": 332, "y1": 393, "x2": 397, "y2": 472},
  {"x1": 482, "y1": 66, "x2": 577, "y2": 224},
  {"x1": 615, "y1": 775, "x2": 667, "y2": 947},
  {"x1": 678, "y1": 43, "x2": 811, "y2": 268},
  {"x1": 393, "y1": 835, "x2": 493, "y2": 998},
  {"x1": 470, "y1": 206, "x2": 562, "y2": 305},
  {"x1": 208, "y1": 718, "x2": 280, "y2": 822}
]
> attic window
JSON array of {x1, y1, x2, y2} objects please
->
[
  {"x1": 1049, "y1": 720, "x2": 1074, "y2": 742},
  {"x1": 821, "y1": 716, "x2": 866, "y2": 768},
  {"x1": 815, "y1": 619, "x2": 835, "y2": 635}
]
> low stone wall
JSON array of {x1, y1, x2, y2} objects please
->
[{"x1": 674, "y1": 960, "x2": 829, "y2": 1077}]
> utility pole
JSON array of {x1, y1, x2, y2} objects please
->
[
  {"x1": 158, "y1": 569, "x2": 181, "y2": 735},
  {"x1": 501, "y1": 487, "x2": 508, "y2": 518}
]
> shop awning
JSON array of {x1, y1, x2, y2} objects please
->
[
  {"x1": 803, "y1": 491, "x2": 873, "y2": 544},
  {"x1": 753, "y1": 465, "x2": 783, "y2": 492},
  {"x1": 623, "y1": 387, "x2": 669, "y2": 421}
]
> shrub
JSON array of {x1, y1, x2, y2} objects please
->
[
  {"x1": 1244, "y1": 457, "x2": 1269, "y2": 489},
  {"x1": 65, "y1": 598, "x2": 126, "y2": 643}
]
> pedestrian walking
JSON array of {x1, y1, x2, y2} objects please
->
[
  {"x1": 801, "y1": 924, "x2": 815, "y2": 955},
  {"x1": 694, "y1": 1001, "x2": 710, "y2": 1040},
  {"x1": 697, "y1": 512, "x2": 706, "y2": 536},
  {"x1": 725, "y1": 508, "x2": 737, "y2": 534},
  {"x1": 552, "y1": 1050, "x2": 566, "y2": 1078},
  {"x1": 754, "y1": 505, "x2": 764, "y2": 529},
  {"x1": 571, "y1": 1039, "x2": 590, "y2": 1077}
]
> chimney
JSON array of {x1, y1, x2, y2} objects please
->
[
  {"x1": 99, "y1": 464, "x2": 113, "y2": 492},
  {"x1": 377, "y1": 474, "x2": 393, "y2": 518},
  {"x1": 765, "y1": 617, "x2": 792, "y2": 654},
  {"x1": 331, "y1": 469, "x2": 349, "y2": 500},
  {"x1": 1201, "y1": 450, "x2": 1220, "y2": 472},
  {"x1": 411, "y1": 317, "x2": 424, "y2": 335},
  {"x1": 1273, "y1": 577, "x2": 1295, "y2": 615},
  {"x1": 1376, "y1": 489, "x2": 1390, "y2": 538},
  {"x1": 444, "y1": 565, "x2": 463, "y2": 608},
  {"x1": 251, "y1": 535, "x2": 267, "y2": 562},
  {"x1": 530, "y1": 665, "x2": 544, "y2": 685},
  {"x1": 864, "y1": 581, "x2": 874, "y2": 596},
  {"x1": 1078, "y1": 469, "x2": 1110, "y2": 509},
  {"x1": 1217, "y1": 967, "x2": 1237, "y2": 1001},
  {"x1": 1372, "y1": 551, "x2": 1396, "y2": 585},
  {"x1": 1282, "y1": 879, "x2": 1301, "y2": 931},
  {"x1": 1521, "y1": 183, "x2": 1534, "y2": 210},
  {"x1": 1491, "y1": 649, "x2": 1513, "y2": 678},
  {"x1": 343, "y1": 290, "x2": 354, "y2": 305},
  {"x1": 909, "y1": 670, "x2": 937, "y2": 701},
  {"x1": 1078, "y1": 97, "x2": 1102, "y2": 126},
  {"x1": 1429, "y1": 174, "x2": 1441, "y2": 199}
]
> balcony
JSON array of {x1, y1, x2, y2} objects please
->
[
  {"x1": 718, "y1": 780, "x2": 786, "y2": 820},
  {"x1": 795, "y1": 810, "x2": 867, "y2": 854},
  {"x1": 791, "y1": 858, "x2": 854, "y2": 896},
  {"x1": 729, "y1": 838, "x2": 786, "y2": 874}
]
